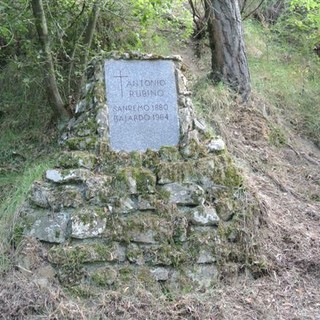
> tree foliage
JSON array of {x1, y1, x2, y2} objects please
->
[
  {"x1": 0, "y1": 0, "x2": 192, "y2": 120},
  {"x1": 289, "y1": 0, "x2": 320, "y2": 49}
]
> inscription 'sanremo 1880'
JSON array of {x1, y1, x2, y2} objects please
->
[{"x1": 104, "y1": 60, "x2": 180, "y2": 152}]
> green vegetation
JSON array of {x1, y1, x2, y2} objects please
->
[
  {"x1": 245, "y1": 19, "x2": 320, "y2": 146},
  {"x1": 0, "y1": 1, "x2": 320, "y2": 318},
  {"x1": 0, "y1": 61, "x2": 58, "y2": 272},
  {"x1": 1, "y1": 0, "x2": 319, "y2": 260}
]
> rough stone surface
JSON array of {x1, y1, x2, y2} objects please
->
[
  {"x1": 189, "y1": 205, "x2": 220, "y2": 226},
  {"x1": 58, "y1": 151, "x2": 97, "y2": 169},
  {"x1": 197, "y1": 249, "x2": 216, "y2": 264},
  {"x1": 85, "y1": 175, "x2": 113, "y2": 205},
  {"x1": 161, "y1": 182, "x2": 205, "y2": 206},
  {"x1": 30, "y1": 182, "x2": 85, "y2": 211},
  {"x1": 46, "y1": 169, "x2": 90, "y2": 184},
  {"x1": 29, "y1": 212, "x2": 71, "y2": 243},
  {"x1": 194, "y1": 118, "x2": 207, "y2": 134},
  {"x1": 207, "y1": 138, "x2": 226, "y2": 152},
  {"x1": 114, "y1": 167, "x2": 156, "y2": 194},
  {"x1": 71, "y1": 207, "x2": 107, "y2": 239},
  {"x1": 156, "y1": 158, "x2": 215, "y2": 185},
  {"x1": 151, "y1": 267, "x2": 170, "y2": 281},
  {"x1": 187, "y1": 264, "x2": 217, "y2": 288}
]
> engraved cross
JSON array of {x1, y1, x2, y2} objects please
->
[{"x1": 113, "y1": 70, "x2": 128, "y2": 97}]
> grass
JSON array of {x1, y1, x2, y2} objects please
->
[
  {"x1": 0, "y1": 60, "x2": 60, "y2": 272},
  {"x1": 0, "y1": 160, "x2": 55, "y2": 270},
  {"x1": 244, "y1": 20, "x2": 320, "y2": 146}
]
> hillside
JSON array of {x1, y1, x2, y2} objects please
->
[{"x1": 1, "y1": 18, "x2": 320, "y2": 319}]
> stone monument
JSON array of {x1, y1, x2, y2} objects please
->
[{"x1": 16, "y1": 53, "x2": 258, "y2": 294}]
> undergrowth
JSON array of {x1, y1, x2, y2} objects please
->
[
  {"x1": 0, "y1": 61, "x2": 59, "y2": 271},
  {"x1": 245, "y1": 20, "x2": 320, "y2": 146}
]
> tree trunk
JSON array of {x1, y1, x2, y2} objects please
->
[
  {"x1": 206, "y1": 0, "x2": 251, "y2": 102},
  {"x1": 31, "y1": 0, "x2": 69, "y2": 120},
  {"x1": 74, "y1": 1, "x2": 100, "y2": 103}
]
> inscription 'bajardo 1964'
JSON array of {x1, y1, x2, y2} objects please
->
[{"x1": 104, "y1": 60, "x2": 180, "y2": 152}]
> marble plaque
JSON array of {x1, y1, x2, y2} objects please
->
[{"x1": 104, "y1": 60, "x2": 180, "y2": 151}]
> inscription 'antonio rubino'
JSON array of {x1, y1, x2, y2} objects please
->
[{"x1": 104, "y1": 60, "x2": 180, "y2": 151}]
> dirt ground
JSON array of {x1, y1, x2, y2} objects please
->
[{"x1": 1, "y1": 44, "x2": 320, "y2": 319}]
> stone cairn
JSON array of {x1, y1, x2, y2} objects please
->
[{"x1": 18, "y1": 53, "x2": 254, "y2": 293}]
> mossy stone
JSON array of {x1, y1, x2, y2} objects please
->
[
  {"x1": 158, "y1": 146, "x2": 181, "y2": 162},
  {"x1": 91, "y1": 266, "x2": 118, "y2": 286},
  {"x1": 58, "y1": 151, "x2": 97, "y2": 169},
  {"x1": 113, "y1": 167, "x2": 156, "y2": 194}
]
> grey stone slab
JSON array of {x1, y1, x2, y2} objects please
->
[
  {"x1": 104, "y1": 60, "x2": 180, "y2": 151},
  {"x1": 29, "y1": 212, "x2": 71, "y2": 244}
]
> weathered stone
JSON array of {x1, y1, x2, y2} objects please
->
[
  {"x1": 136, "y1": 194, "x2": 156, "y2": 210},
  {"x1": 189, "y1": 205, "x2": 220, "y2": 226},
  {"x1": 197, "y1": 249, "x2": 216, "y2": 264},
  {"x1": 160, "y1": 182, "x2": 205, "y2": 206},
  {"x1": 132, "y1": 229, "x2": 157, "y2": 244},
  {"x1": 84, "y1": 175, "x2": 113, "y2": 205},
  {"x1": 29, "y1": 181, "x2": 51, "y2": 208},
  {"x1": 173, "y1": 217, "x2": 188, "y2": 243},
  {"x1": 194, "y1": 118, "x2": 207, "y2": 134},
  {"x1": 48, "y1": 242, "x2": 126, "y2": 265},
  {"x1": 29, "y1": 212, "x2": 71, "y2": 243},
  {"x1": 114, "y1": 167, "x2": 156, "y2": 194},
  {"x1": 179, "y1": 108, "x2": 193, "y2": 135},
  {"x1": 46, "y1": 169, "x2": 90, "y2": 184},
  {"x1": 207, "y1": 138, "x2": 226, "y2": 152},
  {"x1": 143, "y1": 244, "x2": 186, "y2": 266},
  {"x1": 58, "y1": 151, "x2": 97, "y2": 169},
  {"x1": 96, "y1": 106, "x2": 109, "y2": 139},
  {"x1": 187, "y1": 264, "x2": 217, "y2": 288},
  {"x1": 213, "y1": 154, "x2": 243, "y2": 187},
  {"x1": 176, "y1": 68, "x2": 188, "y2": 94},
  {"x1": 105, "y1": 59, "x2": 180, "y2": 152},
  {"x1": 180, "y1": 130, "x2": 208, "y2": 159},
  {"x1": 151, "y1": 267, "x2": 170, "y2": 281},
  {"x1": 30, "y1": 182, "x2": 84, "y2": 211},
  {"x1": 64, "y1": 136, "x2": 98, "y2": 151},
  {"x1": 189, "y1": 226, "x2": 218, "y2": 243},
  {"x1": 50, "y1": 185, "x2": 84, "y2": 210},
  {"x1": 126, "y1": 243, "x2": 144, "y2": 265},
  {"x1": 71, "y1": 207, "x2": 107, "y2": 239},
  {"x1": 113, "y1": 197, "x2": 136, "y2": 214},
  {"x1": 105, "y1": 213, "x2": 172, "y2": 244},
  {"x1": 158, "y1": 146, "x2": 181, "y2": 162},
  {"x1": 157, "y1": 158, "x2": 215, "y2": 185}
]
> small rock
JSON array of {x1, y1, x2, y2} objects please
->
[
  {"x1": 207, "y1": 138, "x2": 226, "y2": 152},
  {"x1": 151, "y1": 267, "x2": 170, "y2": 281},
  {"x1": 188, "y1": 264, "x2": 217, "y2": 288},
  {"x1": 46, "y1": 169, "x2": 90, "y2": 184},
  {"x1": 161, "y1": 182, "x2": 205, "y2": 206},
  {"x1": 189, "y1": 205, "x2": 220, "y2": 226},
  {"x1": 179, "y1": 108, "x2": 193, "y2": 135},
  {"x1": 29, "y1": 212, "x2": 71, "y2": 243},
  {"x1": 71, "y1": 207, "x2": 107, "y2": 239},
  {"x1": 197, "y1": 250, "x2": 216, "y2": 264},
  {"x1": 194, "y1": 118, "x2": 207, "y2": 133}
]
